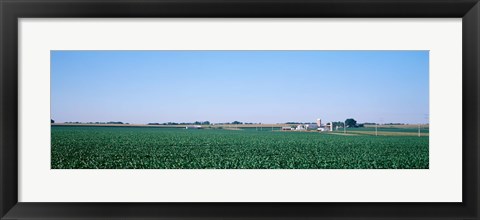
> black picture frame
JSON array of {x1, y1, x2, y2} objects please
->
[{"x1": 1, "y1": 0, "x2": 479, "y2": 219}]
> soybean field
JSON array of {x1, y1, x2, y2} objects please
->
[{"x1": 51, "y1": 126, "x2": 429, "y2": 169}]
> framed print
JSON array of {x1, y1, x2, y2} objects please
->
[{"x1": 1, "y1": 0, "x2": 479, "y2": 219}]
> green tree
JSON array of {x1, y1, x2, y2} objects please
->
[{"x1": 345, "y1": 118, "x2": 357, "y2": 127}]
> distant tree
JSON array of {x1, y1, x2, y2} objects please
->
[
  {"x1": 345, "y1": 118, "x2": 357, "y2": 127},
  {"x1": 51, "y1": 119, "x2": 55, "y2": 123},
  {"x1": 331, "y1": 121, "x2": 343, "y2": 128},
  {"x1": 231, "y1": 121, "x2": 242, "y2": 124},
  {"x1": 107, "y1": 121, "x2": 123, "y2": 124}
]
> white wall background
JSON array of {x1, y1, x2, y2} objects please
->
[{"x1": 18, "y1": 18, "x2": 462, "y2": 202}]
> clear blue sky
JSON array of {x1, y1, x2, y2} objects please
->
[{"x1": 51, "y1": 51, "x2": 429, "y2": 124}]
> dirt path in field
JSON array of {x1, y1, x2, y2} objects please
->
[{"x1": 328, "y1": 133, "x2": 360, "y2": 136}]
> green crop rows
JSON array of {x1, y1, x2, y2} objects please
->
[{"x1": 51, "y1": 126, "x2": 429, "y2": 169}]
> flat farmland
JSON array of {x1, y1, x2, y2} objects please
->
[
  {"x1": 333, "y1": 126, "x2": 429, "y2": 137},
  {"x1": 51, "y1": 126, "x2": 429, "y2": 169}
]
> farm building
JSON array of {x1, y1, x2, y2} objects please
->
[
  {"x1": 315, "y1": 118, "x2": 334, "y2": 132},
  {"x1": 295, "y1": 124, "x2": 318, "y2": 130},
  {"x1": 295, "y1": 125, "x2": 306, "y2": 130},
  {"x1": 185, "y1": 125, "x2": 202, "y2": 129},
  {"x1": 306, "y1": 123, "x2": 318, "y2": 130},
  {"x1": 280, "y1": 118, "x2": 334, "y2": 132}
]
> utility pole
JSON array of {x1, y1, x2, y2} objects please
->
[{"x1": 344, "y1": 122, "x2": 346, "y2": 134}]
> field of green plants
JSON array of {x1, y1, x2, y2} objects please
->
[{"x1": 51, "y1": 126, "x2": 429, "y2": 169}]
